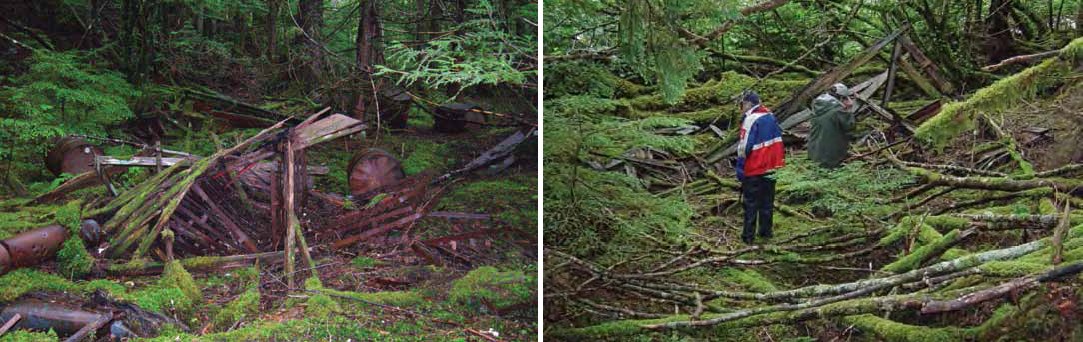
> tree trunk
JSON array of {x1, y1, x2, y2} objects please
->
[
  {"x1": 986, "y1": 0, "x2": 1015, "y2": 63},
  {"x1": 415, "y1": 0, "x2": 426, "y2": 41},
  {"x1": 298, "y1": 0, "x2": 325, "y2": 87},
  {"x1": 353, "y1": 0, "x2": 385, "y2": 119},
  {"x1": 266, "y1": 0, "x2": 278, "y2": 61}
]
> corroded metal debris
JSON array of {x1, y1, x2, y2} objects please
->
[
  {"x1": 0, "y1": 224, "x2": 69, "y2": 275},
  {"x1": 434, "y1": 103, "x2": 485, "y2": 133},
  {"x1": 347, "y1": 148, "x2": 405, "y2": 198},
  {"x1": 45, "y1": 137, "x2": 102, "y2": 176}
]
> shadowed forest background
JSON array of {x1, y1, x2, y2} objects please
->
[
  {"x1": 543, "y1": 0, "x2": 1083, "y2": 340},
  {"x1": 0, "y1": 0, "x2": 537, "y2": 340}
]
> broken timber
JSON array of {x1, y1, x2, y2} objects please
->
[{"x1": 87, "y1": 111, "x2": 364, "y2": 268}]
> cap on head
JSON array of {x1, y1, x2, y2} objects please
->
[
  {"x1": 830, "y1": 83, "x2": 851, "y2": 97},
  {"x1": 741, "y1": 90, "x2": 760, "y2": 106}
]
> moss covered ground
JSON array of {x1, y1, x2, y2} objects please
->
[{"x1": 544, "y1": 40, "x2": 1083, "y2": 340}]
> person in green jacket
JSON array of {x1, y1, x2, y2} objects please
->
[{"x1": 807, "y1": 83, "x2": 855, "y2": 168}]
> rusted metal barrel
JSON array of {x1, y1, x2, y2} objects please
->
[
  {"x1": 378, "y1": 87, "x2": 413, "y2": 129},
  {"x1": 45, "y1": 137, "x2": 103, "y2": 176},
  {"x1": 0, "y1": 225, "x2": 70, "y2": 274},
  {"x1": 434, "y1": 103, "x2": 484, "y2": 133},
  {"x1": 348, "y1": 148, "x2": 405, "y2": 198},
  {"x1": 0, "y1": 300, "x2": 105, "y2": 336}
]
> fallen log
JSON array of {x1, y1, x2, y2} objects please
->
[
  {"x1": 981, "y1": 50, "x2": 1061, "y2": 71},
  {"x1": 920, "y1": 260, "x2": 1083, "y2": 314}
]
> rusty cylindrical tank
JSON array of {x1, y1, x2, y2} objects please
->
[
  {"x1": 348, "y1": 148, "x2": 405, "y2": 198},
  {"x1": 0, "y1": 224, "x2": 70, "y2": 274},
  {"x1": 433, "y1": 103, "x2": 485, "y2": 133},
  {"x1": 0, "y1": 300, "x2": 105, "y2": 336},
  {"x1": 45, "y1": 137, "x2": 103, "y2": 176}
]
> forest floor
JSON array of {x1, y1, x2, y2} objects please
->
[
  {"x1": 544, "y1": 39, "x2": 1083, "y2": 341},
  {"x1": 0, "y1": 106, "x2": 538, "y2": 341}
]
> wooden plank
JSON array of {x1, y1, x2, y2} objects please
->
[
  {"x1": 96, "y1": 156, "x2": 193, "y2": 167},
  {"x1": 905, "y1": 99, "x2": 944, "y2": 123},
  {"x1": 289, "y1": 114, "x2": 365, "y2": 150},
  {"x1": 190, "y1": 182, "x2": 259, "y2": 253},
  {"x1": 771, "y1": 23, "x2": 910, "y2": 122},
  {"x1": 0, "y1": 313, "x2": 21, "y2": 336},
  {"x1": 853, "y1": 95, "x2": 916, "y2": 133},
  {"x1": 898, "y1": 34, "x2": 954, "y2": 94}
]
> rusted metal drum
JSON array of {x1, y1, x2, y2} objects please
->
[
  {"x1": 2, "y1": 224, "x2": 69, "y2": 269},
  {"x1": 45, "y1": 137, "x2": 102, "y2": 176},
  {"x1": 434, "y1": 103, "x2": 485, "y2": 133},
  {"x1": 0, "y1": 244, "x2": 10, "y2": 275},
  {"x1": 378, "y1": 87, "x2": 413, "y2": 129},
  {"x1": 348, "y1": 148, "x2": 405, "y2": 198},
  {"x1": 0, "y1": 300, "x2": 105, "y2": 336}
]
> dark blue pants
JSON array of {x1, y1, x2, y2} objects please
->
[{"x1": 741, "y1": 174, "x2": 775, "y2": 242}]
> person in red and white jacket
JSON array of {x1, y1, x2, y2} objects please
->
[{"x1": 734, "y1": 91, "x2": 785, "y2": 244}]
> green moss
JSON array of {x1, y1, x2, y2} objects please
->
[
  {"x1": 449, "y1": 266, "x2": 534, "y2": 313},
  {"x1": 842, "y1": 314, "x2": 972, "y2": 341},
  {"x1": 438, "y1": 175, "x2": 537, "y2": 229},
  {"x1": 303, "y1": 277, "x2": 340, "y2": 318},
  {"x1": 82, "y1": 279, "x2": 127, "y2": 297},
  {"x1": 545, "y1": 62, "x2": 647, "y2": 99},
  {"x1": 143, "y1": 316, "x2": 381, "y2": 341},
  {"x1": 626, "y1": 71, "x2": 804, "y2": 113},
  {"x1": 0, "y1": 269, "x2": 76, "y2": 302},
  {"x1": 160, "y1": 260, "x2": 202, "y2": 303},
  {"x1": 882, "y1": 229, "x2": 963, "y2": 273},
  {"x1": 720, "y1": 268, "x2": 778, "y2": 292},
  {"x1": 54, "y1": 200, "x2": 83, "y2": 234},
  {"x1": 0, "y1": 329, "x2": 59, "y2": 342},
  {"x1": 978, "y1": 261, "x2": 1050, "y2": 277},
  {"x1": 879, "y1": 216, "x2": 944, "y2": 247},
  {"x1": 106, "y1": 257, "x2": 156, "y2": 273},
  {"x1": 177, "y1": 256, "x2": 218, "y2": 270},
  {"x1": 211, "y1": 286, "x2": 260, "y2": 331},
  {"x1": 401, "y1": 140, "x2": 453, "y2": 175},
  {"x1": 923, "y1": 216, "x2": 971, "y2": 230},
  {"x1": 56, "y1": 237, "x2": 94, "y2": 277},
  {"x1": 131, "y1": 286, "x2": 194, "y2": 315},
  {"x1": 350, "y1": 256, "x2": 380, "y2": 269},
  {"x1": 341, "y1": 290, "x2": 424, "y2": 307},
  {"x1": 915, "y1": 38, "x2": 1080, "y2": 150},
  {"x1": 406, "y1": 106, "x2": 435, "y2": 129},
  {"x1": 546, "y1": 315, "x2": 691, "y2": 340}
]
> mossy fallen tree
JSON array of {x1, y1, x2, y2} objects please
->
[{"x1": 914, "y1": 37, "x2": 1083, "y2": 150}]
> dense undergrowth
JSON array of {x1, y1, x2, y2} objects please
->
[{"x1": 544, "y1": 18, "x2": 1083, "y2": 342}]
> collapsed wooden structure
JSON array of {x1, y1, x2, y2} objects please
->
[{"x1": 33, "y1": 108, "x2": 537, "y2": 291}]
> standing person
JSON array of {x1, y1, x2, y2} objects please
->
[
  {"x1": 735, "y1": 91, "x2": 785, "y2": 244},
  {"x1": 808, "y1": 83, "x2": 856, "y2": 168}
]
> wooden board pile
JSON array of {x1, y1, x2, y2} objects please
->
[{"x1": 84, "y1": 111, "x2": 364, "y2": 270}]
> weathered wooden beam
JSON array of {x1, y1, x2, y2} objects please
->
[
  {"x1": 772, "y1": 24, "x2": 910, "y2": 122},
  {"x1": 190, "y1": 182, "x2": 258, "y2": 253},
  {"x1": 95, "y1": 156, "x2": 193, "y2": 167},
  {"x1": 898, "y1": 34, "x2": 954, "y2": 94},
  {"x1": 290, "y1": 113, "x2": 365, "y2": 150}
]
